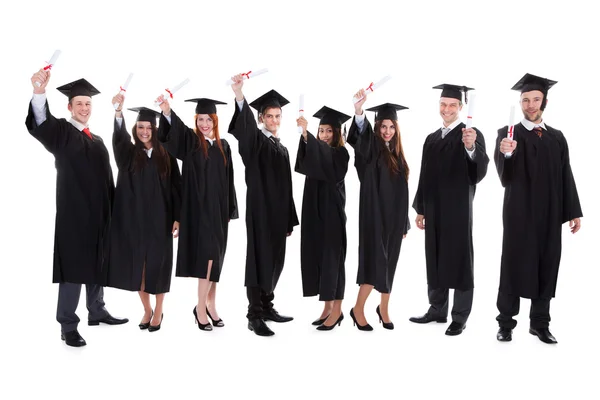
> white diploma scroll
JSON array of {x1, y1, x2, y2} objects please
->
[
  {"x1": 352, "y1": 75, "x2": 392, "y2": 103},
  {"x1": 35, "y1": 49, "x2": 61, "y2": 87},
  {"x1": 465, "y1": 93, "x2": 476, "y2": 129},
  {"x1": 225, "y1": 68, "x2": 269, "y2": 85},
  {"x1": 155, "y1": 78, "x2": 190, "y2": 106},
  {"x1": 113, "y1": 73, "x2": 134, "y2": 110},
  {"x1": 297, "y1": 94, "x2": 304, "y2": 134}
]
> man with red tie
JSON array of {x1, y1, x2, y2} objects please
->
[
  {"x1": 494, "y1": 73, "x2": 582, "y2": 344},
  {"x1": 26, "y1": 69, "x2": 128, "y2": 347}
]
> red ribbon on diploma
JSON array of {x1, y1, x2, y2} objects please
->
[
  {"x1": 165, "y1": 88, "x2": 174, "y2": 99},
  {"x1": 366, "y1": 82, "x2": 374, "y2": 92},
  {"x1": 242, "y1": 71, "x2": 252, "y2": 79},
  {"x1": 120, "y1": 86, "x2": 127, "y2": 92},
  {"x1": 43, "y1": 63, "x2": 53, "y2": 71}
]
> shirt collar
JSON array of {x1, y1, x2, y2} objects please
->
[
  {"x1": 521, "y1": 118, "x2": 546, "y2": 131},
  {"x1": 143, "y1": 147, "x2": 153, "y2": 158},
  {"x1": 261, "y1": 127, "x2": 277, "y2": 139},
  {"x1": 69, "y1": 118, "x2": 88, "y2": 132},
  {"x1": 442, "y1": 118, "x2": 462, "y2": 132}
]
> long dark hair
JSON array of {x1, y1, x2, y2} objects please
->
[
  {"x1": 318, "y1": 124, "x2": 345, "y2": 148},
  {"x1": 194, "y1": 113, "x2": 227, "y2": 165},
  {"x1": 131, "y1": 123, "x2": 171, "y2": 179},
  {"x1": 374, "y1": 119, "x2": 409, "y2": 180}
]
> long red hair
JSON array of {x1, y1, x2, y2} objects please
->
[
  {"x1": 374, "y1": 119, "x2": 409, "y2": 180},
  {"x1": 194, "y1": 113, "x2": 226, "y2": 165}
]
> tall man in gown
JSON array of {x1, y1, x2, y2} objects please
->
[
  {"x1": 26, "y1": 70, "x2": 128, "y2": 347},
  {"x1": 410, "y1": 84, "x2": 489, "y2": 336},
  {"x1": 228, "y1": 75, "x2": 299, "y2": 336},
  {"x1": 494, "y1": 73, "x2": 582, "y2": 344}
]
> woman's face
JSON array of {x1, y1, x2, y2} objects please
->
[
  {"x1": 196, "y1": 114, "x2": 214, "y2": 138},
  {"x1": 379, "y1": 119, "x2": 396, "y2": 142},
  {"x1": 135, "y1": 121, "x2": 153, "y2": 148},
  {"x1": 318, "y1": 124, "x2": 334, "y2": 146}
]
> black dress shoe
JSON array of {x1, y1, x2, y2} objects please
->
[
  {"x1": 262, "y1": 308, "x2": 293, "y2": 323},
  {"x1": 88, "y1": 313, "x2": 129, "y2": 326},
  {"x1": 248, "y1": 318, "x2": 275, "y2": 336},
  {"x1": 497, "y1": 327, "x2": 513, "y2": 342},
  {"x1": 349, "y1": 308, "x2": 373, "y2": 331},
  {"x1": 316, "y1": 313, "x2": 344, "y2": 331},
  {"x1": 445, "y1": 321, "x2": 466, "y2": 336},
  {"x1": 376, "y1": 305, "x2": 394, "y2": 330},
  {"x1": 139, "y1": 310, "x2": 153, "y2": 330},
  {"x1": 61, "y1": 330, "x2": 86, "y2": 347},
  {"x1": 529, "y1": 327, "x2": 557, "y2": 344},
  {"x1": 193, "y1": 306, "x2": 212, "y2": 331},
  {"x1": 312, "y1": 315, "x2": 329, "y2": 326},
  {"x1": 148, "y1": 313, "x2": 163, "y2": 332},
  {"x1": 409, "y1": 313, "x2": 447, "y2": 324},
  {"x1": 206, "y1": 307, "x2": 224, "y2": 327}
]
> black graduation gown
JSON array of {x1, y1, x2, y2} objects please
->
[
  {"x1": 347, "y1": 117, "x2": 409, "y2": 293},
  {"x1": 107, "y1": 117, "x2": 182, "y2": 294},
  {"x1": 494, "y1": 123, "x2": 582, "y2": 299},
  {"x1": 412, "y1": 123, "x2": 489, "y2": 290},
  {"x1": 228, "y1": 100, "x2": 299, "y2": 293},
  {"x1": 25, "y1": 102, "x2": 114, "y2": 284},
  {"x1": 295, "y1": 132, "x2": 349, "y2": 301},
  {"x1": 158, "y1": 111, "x2": 238, "y2": 281}
]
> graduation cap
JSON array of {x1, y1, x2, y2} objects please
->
[
  {"x1": 127, "y1": 107, "x2": 161, "y2": 124},
  {"x1": 249, "y1": 89, "x2": 289, "y2": 114},
  {"x1": 511, "y1": 73, "x2": 557, "y2": 94},
  {"x1": 56, "y1": 78, "x2": 100, "y2": 100},
  {"x1": 185, "y1": 98, "x2": 227, "y2": 114},
  {"x1": 313, "y1": 106, "x2": 351, "y2": 129},
  {"x1": 433, "y1": 83, "x2": 474, "y2": 104},
  {"x1": 366, "y1": 103, "x2": 409, "y2": 121}
]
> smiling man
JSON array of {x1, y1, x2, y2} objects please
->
[
  {"x1": 410, "y1": 84, "x2": 489, "y2": 336},
  {"x1": 494, "y1": 73, "x2": 582, "y2": 344},
  {"x1": 26, "y1": 70, "x2": 128, "y2": 347},
  {"x1": 228, "y1": 76, "x2": 299, "y2": 337}
]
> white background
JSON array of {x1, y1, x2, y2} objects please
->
[{"x1": 1, "y1": 0, "x2": 598, "y2": 399}]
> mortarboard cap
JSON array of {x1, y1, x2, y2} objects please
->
[
  {"x1": 127, "y1": 107, "x2": 161, "y2": 124},
  {"x1": 366, "y1": 103, "x2": 408, "y2": 121},
  {"x1": 249, "y1": 89, "x2": 289, "y2": 114},
  {"x1": 511, "y1": 73, "x2": 557, "y2": 94},
  {"x1": 312, "y1": 106, "x2": 351, "y2": 129},
  {"x1": 56, "y1": 78, "x2": 100, "y2": 100},
  {"x1": 185, "y1": 98, "x2": 227, "y2": 114},
  {"x1": 433, "y1": 83, "x2": 474, "y2": 104}
]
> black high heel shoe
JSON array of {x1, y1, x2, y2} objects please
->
[
  {"x1": 148, "y1": 313, "x2": 163, "y2": 332},
  {"x1": 311, "y1": 315, "x2": 330, "y2": 326},
  {"x1": 376, "y1": 305, "x2": 394, "y2": 330},
  {"x1": 206, "y1": 307, "x2": 224, "y2": 327},
  {"x1": 349, "y1": 308, "x2": 373, "y2": 331},
  {"x1": 316, "y1": 313, "x2": 344, "y2": 331},
  {"x1": 193, "y1": 306, "x2": 213, "y2": 331},
  {"x1": 139, "y1": 310, "x2": 153, "y2": 330}
]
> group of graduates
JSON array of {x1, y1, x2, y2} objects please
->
[{"x1": 27, "y1": 67, "x2": 582, "y2": 347}]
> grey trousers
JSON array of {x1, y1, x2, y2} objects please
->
[
  {"x1": 427, "y1": 286, "x2": 474, "y2": 324},
  {"x1": 56, "y1": 283, "x2": 108, "y2": 333}
]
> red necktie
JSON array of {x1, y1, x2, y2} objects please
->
[
  {"x1": 82, "y1": 127, "x2": 92, "y2": 139},
  {"x1": 533, "y1": 126, "x2": 543, "y2": 138}
]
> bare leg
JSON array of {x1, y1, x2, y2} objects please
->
[
  {"x1": 151, "y1": 293, "x2": 165, "y2": 326},
  {"x1": 206, "y1": 282, "x2": 219, "y2": 320},
  {"x1": 353, "y1": 284, "x2": 374, "y2": 326},
  {"x1": 195, "y1": 260, "x2": 213, "y2": 325},
  {"x1": 319, "y1": 300, "x2": 334, "y2": 320},
  {"x1": 379, "y1": 293, "x2": 392, "y2": 323},
  {"x1": 138, "y1": 264, "x2": 152, "y2": 323},
  {"x1": 323, "y1": 299, "x2": 343, "y2": 327}
]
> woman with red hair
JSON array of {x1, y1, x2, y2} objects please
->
[{"x1": 157, "y1": 95, "x2": 238, "y2": 331}]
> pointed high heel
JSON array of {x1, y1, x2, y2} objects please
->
[
  {"x1": 206, "y1": 307, "x2": 224, "y2": 327},
  {"x1": 193, "y1": 306, "x2": 213, "y2": 331},
  {"x1": 349, "y1": 308, "x2": 373, "y2": 331},
  {"x1": 148, "y1": 313, "x2": 163, "y2": 332},
  {"x1": 139, "y1": 310, "x2": 153, "y2": 330},
  {"x1": 316, "y1": 313, "x2": 344, "y2": 331},
  {"x1": 311, "y1": 315, "x2": 330, "y2": 326},
  {"x1": 376, "y1": 305, "x2": 394, "y2": 330}
]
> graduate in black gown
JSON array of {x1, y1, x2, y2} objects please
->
[
  {"x1": 410, "y1": 84, "x2": 489, "y2": 336},
  {"x1": 295, "y1": 106, "x2": 350, "y2": 331},
  {"x1": 26, "y1": 70, "x2": 128, "y2": 347},
  {"x1": 495, "y1": 73, "x2": 582, "y2": 344},
  {"x1": 346, "y1": 89, "x2": 411, "y2": 331},
  {"x1": 156, "y1": 94, "x2": 238, "y2": 331},
  {"x1": 229, "y1": 74, "x2": 299, "y2": 337},
  {"x1": 107, "y1": 92, "x2": 182, "y2": 332}
]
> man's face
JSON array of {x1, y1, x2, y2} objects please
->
[
  {"x1": 439, "y1": 97, "x2": 462, "y2": 126},
  {"x1": 520, "y1": 90, "x2": 545, "y2": 123},
  {"x1": 68, "y1": 96, "x2": 92, "y2": 125},
  {"x1": 259, "y1": 107, "x2": 282, "y2": 134}
]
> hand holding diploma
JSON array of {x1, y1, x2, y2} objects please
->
[
  {"x1": 352, "y1": 75, "x2": 391, "y2": 104},
  {"x1": 353, "y1": 88, "x2": 367, "y2": 115},
  {"x1": 113, "y1": 73, "x2": 133, "y2": 110},
  {"x1": 501, "y1": 105, "x2": 517, "y2": 156},
  {"x1": 34, "y1": 50, "x2": 61, "y2": 88},
  {"x1": 155, "y1": 78, "x2": 190, "y2": 106},
  {"x1": 112, "y1": 92, "x2": 125, "y2": 113},
  {"x1": 225, "y1": 68, "x2": 268, "y2": 85},
  {"x1": 297, "y1": 94, "x2": 304, "y2": 134}
]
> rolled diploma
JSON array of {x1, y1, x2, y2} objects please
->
[
  {"x1": 225, "y1": 68, "x2": 269, "y2": 85},
  {"x1": 352, "y1": 75, "x2": 392, "y2": 104},
  {"x1": 297, "y1": 94, "x2": 304, "y2": 134},
  {"x1": 35, "y1": 49, "x2": 61, "y2": 87},
  {"x1": 113, "y1": 73, "x2": 134, "y2": 110},
  {"x1": 465, "y1": 93, "x2": 476, "y2": 129},
  {"x1": 506, "y1": 105, "x2": 516, "y2": 156},
  {"x1": 155, "y1": 78, "x2": 190, "y2": 105}
]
